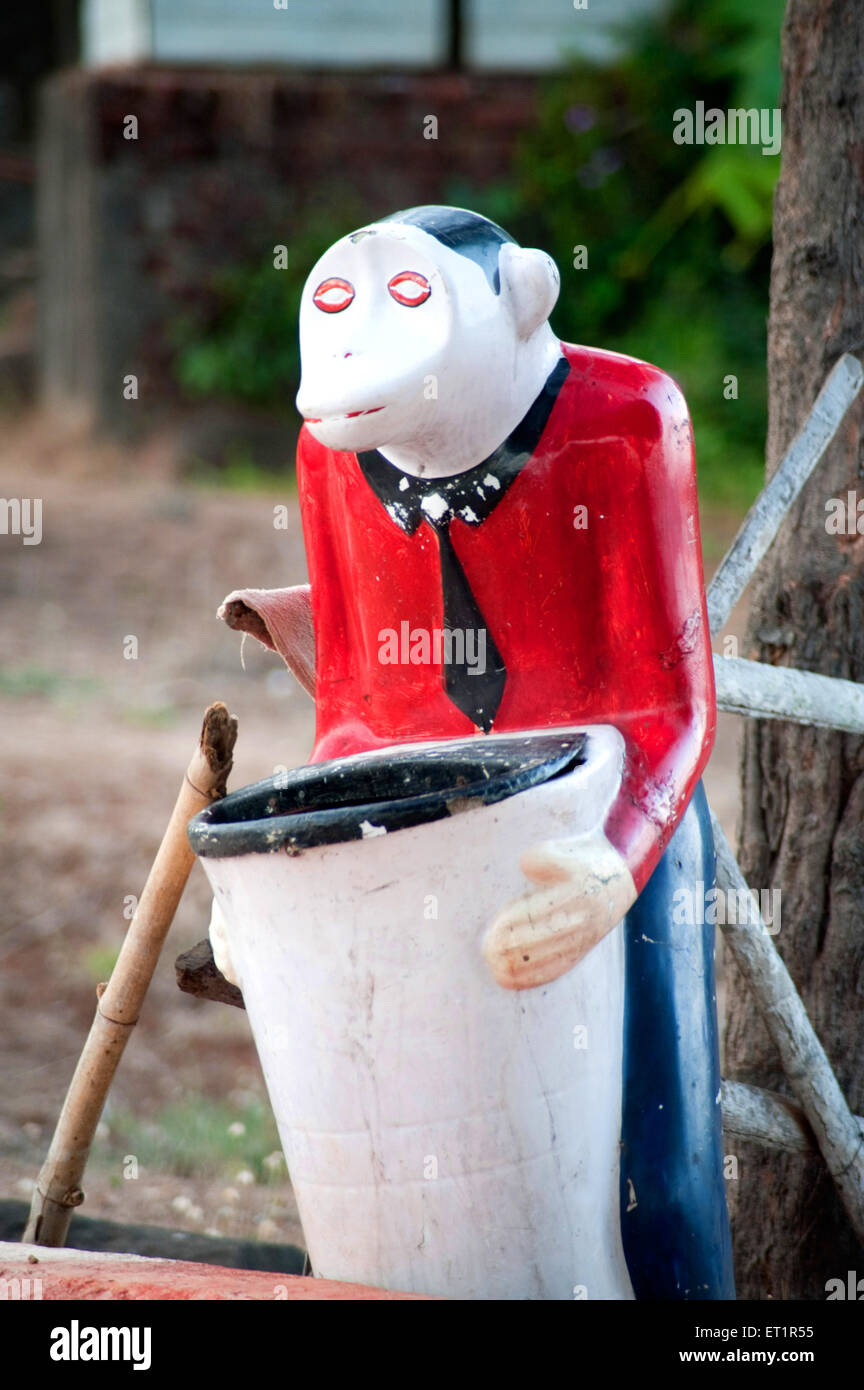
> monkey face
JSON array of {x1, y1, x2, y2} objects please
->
[{"x1": 296, "y1": 222, "x2": 504, "y2": 456}]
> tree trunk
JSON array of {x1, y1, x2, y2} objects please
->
[{"x1": 725, "y1": 0, "x2": 864, "y2": 1299}]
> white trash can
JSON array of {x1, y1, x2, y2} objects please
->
[{"x1": 189, "y1": 725, "x2": 635, "y2": 1300}]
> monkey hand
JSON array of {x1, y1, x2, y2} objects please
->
[
  {"x1": 482, "y1": 834, "x2": 637, "y2": 991},
  {"x1": 209, "y1": 897, "x2": 241, "y2": 989},
  {"x1": 218, "y1": 584, "x2": 316, "y2": 697}
]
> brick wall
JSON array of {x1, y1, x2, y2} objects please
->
[{"x1": 38, "y1": 67, "x2": 538, "y2": 443}]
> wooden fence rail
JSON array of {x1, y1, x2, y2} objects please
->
[{"x1": 708, "y1": 352, "x2": 864, "y2": 1240}]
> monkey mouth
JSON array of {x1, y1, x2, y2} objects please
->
[{"x1": 304, "y1": 406, "x2": 385, "y2": 424}]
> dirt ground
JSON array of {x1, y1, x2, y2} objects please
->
[{"x1": 0, "y1": 407, "x2": 750, "y2": 1256}]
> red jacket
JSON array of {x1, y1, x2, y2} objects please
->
[{"x1": 298, "y1": 342, "x2": 715, "y2": 893}]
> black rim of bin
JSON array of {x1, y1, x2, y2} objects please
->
[{"x1": 188, "y1": 732, "x2": 587, "y2": 858}]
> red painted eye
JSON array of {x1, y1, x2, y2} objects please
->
[
  {"x1": 387, "y1": 271, "x2": 432, "y2": 307},
  {"x1": 312, "y1": 277, "x2": 355, "y2": 313}
]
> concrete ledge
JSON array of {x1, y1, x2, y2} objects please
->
[
  {"x1": 0, "y1": 1199, "x2": 305, "y2": 1274},
  {"x1": 0, "y1": 1242, "x2": 435, "y2": 1300}
]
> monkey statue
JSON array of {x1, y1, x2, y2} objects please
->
[{"x1": 211, "y1": 206, "x2": 735, "y2": 1300}]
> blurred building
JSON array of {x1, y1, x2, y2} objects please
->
[
  {"x1": 29, "y1": 0, "x2": 664, "y2": 449},
  {"x1": 82, "y1": 0, "x2": 661, "y2": 72},
  {"x1": 0, "y1": 5, "x2": 79, "y2": 406}
]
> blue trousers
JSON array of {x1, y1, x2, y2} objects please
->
[{"x1": 620, "y1": 781, "x2": 736, "y2": 1299}]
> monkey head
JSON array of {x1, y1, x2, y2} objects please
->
[{"x1": 296, "y1": 206, "x2": 563, "y2": 477}]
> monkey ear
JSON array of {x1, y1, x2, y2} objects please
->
[{"x1": 499, "y1": 244, "x2": 560, "y2": 339}]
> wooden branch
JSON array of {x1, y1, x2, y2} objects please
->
[
  {"x1": 711, "y1": 814, "x2": 864, "y2": 1241},
  {"x1": 175, "y1": 938, "x2": 245, "y2": 1009},
  {"x1": 23, "y1": 703, "x2": 238, "y2": 1248},
  {"x1": 722, "y1": 1080, "x2": 817, "y2": 1153},
  {"x1": 714, "y1": 654, "x2": 864, "y2": 734},
  {"x1": 706, "y1": 352, "x2": 863, "y2": 636},
  {"x1": 722, "y1": 1079, "x2": 864, "y2": 1155}
]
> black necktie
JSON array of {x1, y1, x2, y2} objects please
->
[
  {"x1": 357, "y1": 356, "x2": 570, "y2": 732},
  {"x1": 431, "y1": 520, "x2": 505, "y2": 732}
]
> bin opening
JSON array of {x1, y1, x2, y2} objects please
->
[{"x1": 189, "y1": 731, "x2": 587, "y2": 858}]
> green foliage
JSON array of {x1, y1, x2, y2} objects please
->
[
  {"x1": 462, "y1": 0, "x2": 785, "y2": 508},
  {"x1": 0, "y1": 666, "x2": 101, "y2": 702},
  {"x1": 119, "y1": 703, "x2": 180, "y2": 729},
  {"x1": 171, "y1": 256, "x2": 302, "y2": 409},
  {"x1": 107, "y1": 1097, "x2": 283, "y2": 1182},
  {"x1": 168, "y1": 1, "x2": 784, "y2": 509},
  {"x1": 185, "y1": 445, "x2": 299, "y2": 493},
  {"x1": 81, "y1": 945, "x2": 121, "y2": 983},
  {"x1": 170, "y1": 205, "x2": 364, "y2": 409}
]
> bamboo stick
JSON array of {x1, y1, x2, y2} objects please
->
[
  {"x1": 22, "y1": 702, "x2": 238, "y2": 1248},
  {"x1": 706, "y1": 352, "x2": 863, "y2": 636},
  {"x1": 712, "y1": 814, "x2": 864, "y2": 1241},
  {"x1": 721, "y1": 1079, "x2": 864, "y2": 1155},
  {"x1": 714, "y1": 654, "x2": 864, "y2": 734}
]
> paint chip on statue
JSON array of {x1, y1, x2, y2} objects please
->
[{"x1": 360, "y1": 820, "x2": 387, "y2": 838}]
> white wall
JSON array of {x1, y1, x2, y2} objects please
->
[
  {"x1": 468, "y1": 0, "x2": 664, "y2": 70},
  {"x1": 82, "y1": 0, "x2": 152, "y2": 66},
  {"x1": 82, "y1": 0, "x2": 666, "y2": 71}
]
